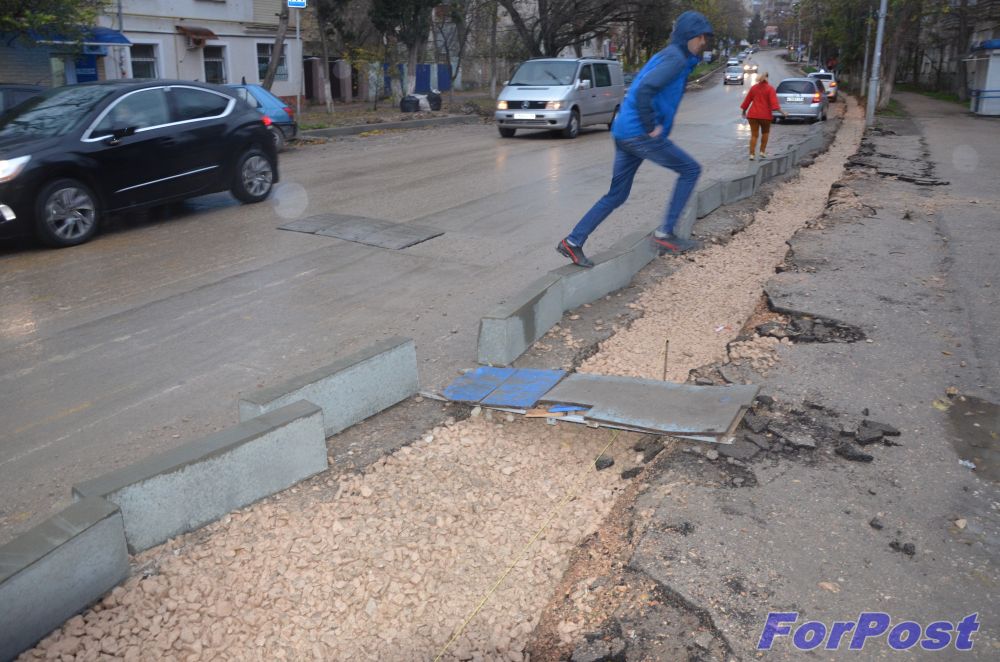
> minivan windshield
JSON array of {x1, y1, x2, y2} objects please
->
[
  {"x1": 509, "y1": 61, "x2": 578, "y2": 86},
  {"x1": 0, "y1": 85, "x2": 113, "y2": 140}
]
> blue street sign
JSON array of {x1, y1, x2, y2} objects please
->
[{"x1": 288, "y1": 0, "x2": 307, "y2": 7}]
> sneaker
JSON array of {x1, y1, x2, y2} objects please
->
[
  {"x1": 759, "y1": 151, "x2": 768, "y2": 159},
  {"x1": 749, "y1": 153, "x2": 755, "y2": 160},
  {"x1": 651, "y1": 232, "x2": 703, "y2": 255},
  {"x1": 556, "y1": 238, "x2": 594, "y2": 268}
]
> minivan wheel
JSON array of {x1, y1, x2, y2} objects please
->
[
  {"x1": 35, "y1": 178, "x2": 99, "y2": 247},
  {"x1": 561, "y1": 110, "x2": 580, "y2": 139},
  {"x1": 498, "y1": 127, "x2": 516, "y2": 138},
  {"x1": 608, "y1": 105, "x2": 619, "y2": 130},
  {"x1": 269, "y1": 126, "x2": 286, "y2": 152},
  {"x1": 231, "y1": 147, "x2": 274, "y2": 203}
]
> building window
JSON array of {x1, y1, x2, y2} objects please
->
[
  {"x1": 131, "y1": 44, "x2": 158, "y2": 79},
  {"x1": 204, "y1": 46, "x2": 226, "y2": 84},
  {"x1": 256, "y1": 43, "x2": 288, "y2": 81}
]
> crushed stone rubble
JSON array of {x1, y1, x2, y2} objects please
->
[
  {"x1": 580, "y1": 100, "x2": 865, "y2": 382},
  {"x1": 21, "y1": 416, "x2": 629, "y2": 661}
]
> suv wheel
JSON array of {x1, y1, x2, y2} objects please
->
[
  {"x1": 35, "y1": 178, "x2": 99, "y2": 247},
  {"x1": 498, "y1": 127, "x2": 516, "y2": 138},
  {"x1": 231, "y1": 147, "x2": 274, "y2": 203},
  {"x1": 561, "y1": 110, "x2": 580, "y2": 139}
]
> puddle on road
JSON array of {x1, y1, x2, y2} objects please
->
[{"x1": 948, "y1": 395, "x2": 1000, "y2": 482}]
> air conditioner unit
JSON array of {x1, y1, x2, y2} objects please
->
[{"x1": 186, "y1": 36, "x2": 206, "y2": 49}]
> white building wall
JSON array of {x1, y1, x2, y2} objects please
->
[{"x1": 100, "y1": 0, "x2": 303, "y2": 100}]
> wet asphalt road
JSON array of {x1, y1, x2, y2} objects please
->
[{"x1": 0, "y1": 51, "x2": 817, "y2": 543}]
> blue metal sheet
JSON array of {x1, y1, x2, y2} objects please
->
[
  {"x1": 481, "y1": 368, "x2": 566, "y2": 408},
  {"x1": 442, "y1": 367, "x2": 513, "y2": 403},
  {"x1": 548, "y1": 404, "x2": 589, "y2": 413}
]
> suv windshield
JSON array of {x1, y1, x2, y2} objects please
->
[
  {"x1": 509, "y1": 61, "x2": 578, "y2": 86},
  {"x1": 0, "y1": 85, "x2": 114, "y2": 140}
]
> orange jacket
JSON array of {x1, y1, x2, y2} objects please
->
[{"x1": 741, "y1": 81, "x2": 781, "y2": 120}]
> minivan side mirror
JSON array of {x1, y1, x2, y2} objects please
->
[{"x1": 578, "y1": 79, "x2": 592, "y2": 90}]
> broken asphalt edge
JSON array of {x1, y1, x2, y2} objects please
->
[
  {"x1": 477, "y1": 124, "x2": 836, "y2": 367},
  {"x1": 0, "y1": 338, "x2": 420, "y2": 660}
]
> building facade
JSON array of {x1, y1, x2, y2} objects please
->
[{"x1": 100, "y1": 0, "x2": 303, "y2": 100}]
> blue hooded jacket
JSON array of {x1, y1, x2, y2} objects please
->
[{"x1": 612, "y1": 11, "x2": 713, "y2": 140}]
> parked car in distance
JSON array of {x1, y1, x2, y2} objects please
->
[
  {"x1": 0, "y1": 84, "x2": 44, "y2": 113},
  {"x1": 0, "y1": 80, "x2": 278, "y2": 247},
  {"x1": 495, "y1": 57, "x2": 624, "y2": 138},
  {"x1": 724, "y1": 66, "x2": 746, "y2": 85},
  {"x1": 807, "y1": 71, "x2": 838, "y2": 101},
  {"x1": 226, "y1": 83, "x2": 297, "y2": 150},
  {"x1": 773, "y1": 77, "x2": 828, "y2": 123}
]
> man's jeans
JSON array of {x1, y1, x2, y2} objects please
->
[{"x1": 567, "y1": 134, "x2": 701, "y2": 247}]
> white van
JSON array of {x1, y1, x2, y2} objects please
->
[{"x1": 495, "y1": 58, "x2": 625, "y2": 138}]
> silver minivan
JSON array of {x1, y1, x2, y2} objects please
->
[{"x1": 495, "y1": 58, "x2": 624, "y2": 138}]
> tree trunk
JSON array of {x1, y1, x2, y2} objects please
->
[
  {"x1": 955, "y1": 0, "x2": 970, "y2": 101},
  {"x1": 406, "y1": 41, "x2": 419, "y2": 94},
  {"x1": 263, "y1": 4, "x2": 291, "y2": 91},
  {"x1": 314, "y1": 1, "x2": 333, "y2": 112},
  {"x1": 489, "y1": 0, "x2": 498, "y2": 97}
]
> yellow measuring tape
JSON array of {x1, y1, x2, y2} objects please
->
[{"x1": 432, "y1": 429, "x2": 621, "y2": 662}]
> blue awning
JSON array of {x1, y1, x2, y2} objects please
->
[
  {"x1": 34, "y1": 26, "x2": 132, "y2": 47},
  {"x1": 972, "y1": 39, "x2": 1000, "y2": 52}
]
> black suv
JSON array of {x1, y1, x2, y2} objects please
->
[{"x1": 0, "y1": 80, "x2": 278, "y2": 247}]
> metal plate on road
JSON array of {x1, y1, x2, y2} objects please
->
[
  {"x1": 541, "y1": 373, "x2": 758, "y2": 435},
  {"x1": 279, "y1": 213, "x2": 443, "y2": 250},
  {"x1": 441, "y1": 367, "x2": 567, "y2": 408}
]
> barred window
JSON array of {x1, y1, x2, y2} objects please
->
[
  {"x1": 131, "y1": 44, "x2": 158, "y2": 79},
  {"x1": 204, "y1": 46, "x2": 226, "y2": 84},
  {"x1": 256, "y1": 43, "x2": 287, "y2": 82}
]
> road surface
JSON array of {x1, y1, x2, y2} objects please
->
[{"x1": 0, "y1": 51, "x2": 812, "y2": 542}]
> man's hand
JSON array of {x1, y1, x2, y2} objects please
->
[{"x1": 648, "y1": 125, "x2": 663, "y2": 138}]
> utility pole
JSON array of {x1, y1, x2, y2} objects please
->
[
  {"x1": 860, "y1": 7, "x2": 873, "y2": 96},
  {"x1": 295, "y1": 7, "x2": 302, "y2": 118},
  {"x1": 866, "y1": 0, "x2": 888, "y2": 126}
]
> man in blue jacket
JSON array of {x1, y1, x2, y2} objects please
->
[{"x1": 557, "y1": 11, "x2": 713, "y2": 268}]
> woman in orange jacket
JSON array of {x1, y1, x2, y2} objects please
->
[{"x1": 740, "y1": 71, "x2": 786, "y2": 160}]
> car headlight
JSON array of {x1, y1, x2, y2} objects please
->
[
  {"x1": 497, "y1": 100, "x2": 508, "y2": 110},
  {"x1": 0, "y1": 155, "x2": 30, "y2": 183},
  {"x1": 545, "y1": 101, "x2": 563, "y2": 110}
]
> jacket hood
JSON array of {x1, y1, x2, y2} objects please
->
[{"x1": 670, "y1": 11, "x2": 714, "y2": 51}]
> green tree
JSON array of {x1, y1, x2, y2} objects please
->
[
  {"x1": 0, "y1": 0, "x2": 108, "y2": 44},
  {"x1": 370, "y1": 0, "x2": 437, "y2": 95},
  {"x1": 748, "y1": 12, "x2": 764, "y2": 43}
]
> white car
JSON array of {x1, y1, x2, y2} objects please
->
[
  {"x1": 495, "y1": 57, "x2": 624, "y2": 138},
  {"x1": 807, "y1": 71, "x2": 838, "y2": 101}
]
